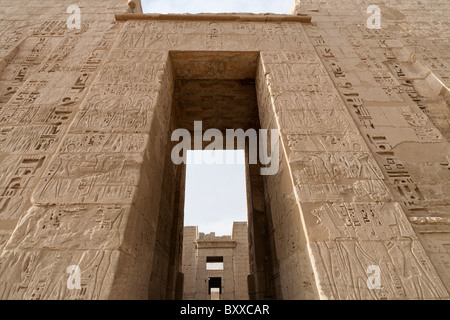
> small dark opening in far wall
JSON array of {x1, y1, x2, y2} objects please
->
[
  {"x1": 207, "y1": 256, "x2": 224, "y2": 263},
  {"x1": 208, "y1": 277, "x2": 222, "y2": 294}
]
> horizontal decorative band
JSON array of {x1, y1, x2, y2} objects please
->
[{"x1": 115, "y1": 13, "x2": 312, "y2": 23}]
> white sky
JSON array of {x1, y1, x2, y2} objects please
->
[
  {"x1": 184, "y1": 150, "x2": 248, "y2": 236},
  {"x1": 141, "y1": 0, "x2": 294, "y2": 14}
]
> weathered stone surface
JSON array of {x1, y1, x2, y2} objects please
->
[
  {"x1": 0, "y1": 249, "x2": 121, "y2": 300},
  {"x1": 308, "y1": 239, "x2": 448, "y2": 300},
  {"x1": 0, "y1": 0, "x2": 448, "y2": 300}
]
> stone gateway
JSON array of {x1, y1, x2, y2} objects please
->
[{"x1": 0, "y1": 0, "x2": 449, "y2": 300}]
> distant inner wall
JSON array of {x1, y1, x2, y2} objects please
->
[{"x1": 182, "y1": 223, "x2": 250, "y2": 300}]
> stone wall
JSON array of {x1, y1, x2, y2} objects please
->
[
  {"x1": 181, "y1": 226, "x2": 198, "y2": 300},
  {"x1": 291, "y1": 0, "x2": 450, "y2": 298},
  {"x1": 0, "y1": 0, "x2": 448, "y2": 300},
  {"x1": 182, "y1": 222, "x2": 250, "y2": 300}
]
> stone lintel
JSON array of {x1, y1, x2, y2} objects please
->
[
  {"x1": 115, "y1": 13, "x2": 312, "y2": 23},
  {"x1": 196, "y1": 240, "x2": 237, "y2": 249}
]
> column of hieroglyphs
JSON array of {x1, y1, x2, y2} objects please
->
[
  {"x1": 0, "y1": 0, "x2": 174, "y2": 299},
  {"x1": 182, "y1": 224, "x2": 250, "y2": 300},
  {"x1": 252, "y1": 0, "x2": 449, "y2": 299},
  {"x1": 291, "y1": 0, "x2": 450, "y2": 298}
]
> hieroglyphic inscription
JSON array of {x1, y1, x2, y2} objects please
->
[{"x1": 33, "y1": 153, "x2": 142, "y2": 205}]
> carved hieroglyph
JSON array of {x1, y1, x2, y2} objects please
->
[{"x1": 0, "y1": 0, "x2": 449, "y2": 299}]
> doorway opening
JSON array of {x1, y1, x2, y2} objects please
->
[
  {"x1": 184, "y1": 150, "x2": 247, "y2": 236},
  {"x1": 147, "y1": 51, "x2": 280, "y2": 300},
  {"x1": 182, "y1": 149, "x2": 249, "y2": 300}
]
